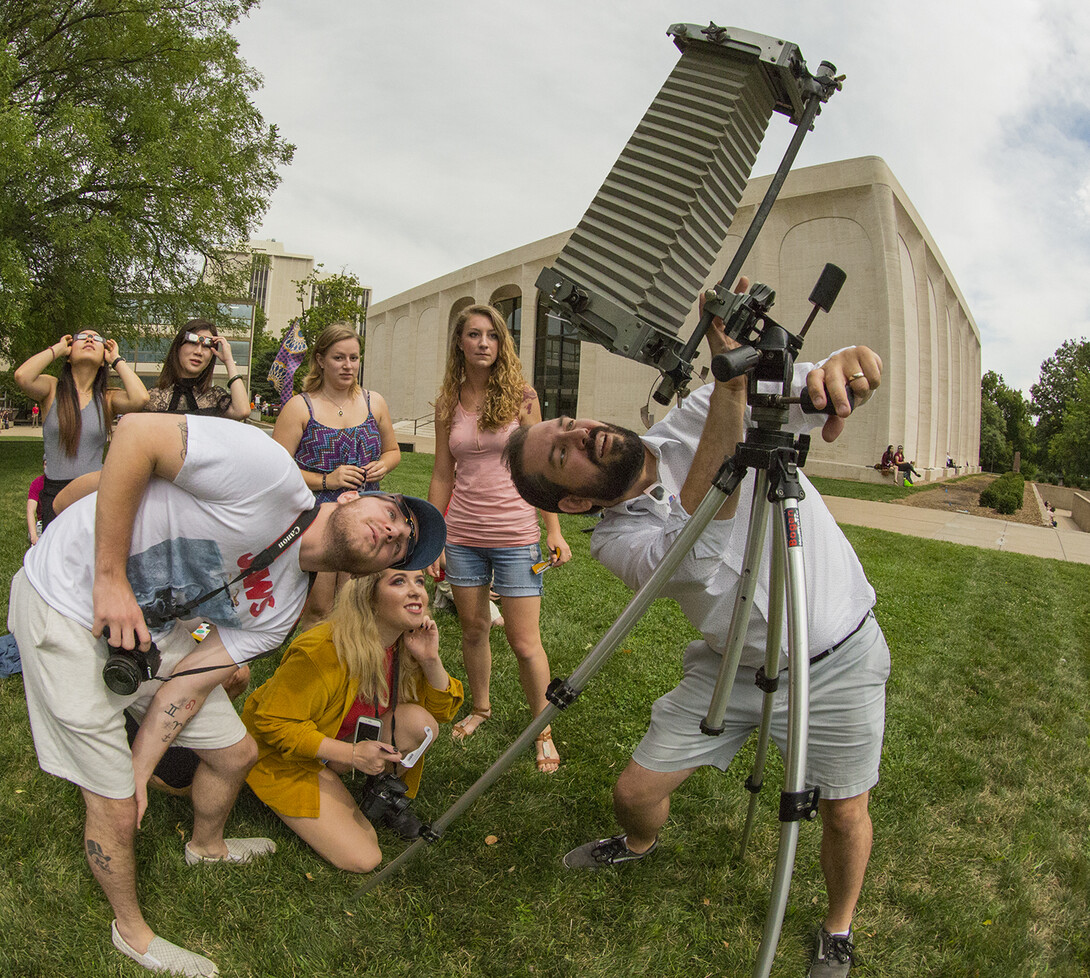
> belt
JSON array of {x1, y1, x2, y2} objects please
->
[{"x1": 808, "y1": 610, "x2": 874, "y2": 667}]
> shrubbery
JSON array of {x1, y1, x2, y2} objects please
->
[{"x1": 980, "y1": 472, "x2": 1025, "y2": 514}]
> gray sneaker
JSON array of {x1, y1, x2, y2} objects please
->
[
  {"x1": 808, "y1": 925, "x2": 854, "y2": 978},
  {"x1": 562, "y1": 834, "x2": 657, "y2": 869}
]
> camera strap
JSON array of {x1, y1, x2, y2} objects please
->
[
  {"x1": 150, "y1": 504, "x2": 323, "y2": 682},
  {"x1": 165, "y1": 504, "x2": 322, "y2": 623}
]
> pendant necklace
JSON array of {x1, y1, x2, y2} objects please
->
[{"x1": 322, "y1": 389, "x2": 351, "y2": 417}]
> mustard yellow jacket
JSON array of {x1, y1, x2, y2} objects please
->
[{"x1": 242, "y1": 622, "x2": 463, "y2": 818}]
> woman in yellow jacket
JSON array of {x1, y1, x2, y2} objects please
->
[{"x1": 242, "y1": 569, "x2": 462, "y2": 872}]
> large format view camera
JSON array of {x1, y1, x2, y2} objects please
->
[{"x1": 536, "y1": 22, "x2": 842, "y2": 403}]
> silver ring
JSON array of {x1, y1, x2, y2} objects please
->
[{"x1": 849, "y1": 372, "x2": 866, "y2": 381}]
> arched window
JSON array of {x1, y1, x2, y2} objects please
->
[
  {"x1": 490, "y1": 286, "x2": 522, "y2": 354},
  {"x1": 533, "y1": 298, "x2": 580, "y2": 420}
]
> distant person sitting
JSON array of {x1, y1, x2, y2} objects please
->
[
  {"x1": 880, "y1": 445, "x2": 895, "y2": 470},
  {"x1": 893, "y1": 446, "x2": 922, "y2": 485}
]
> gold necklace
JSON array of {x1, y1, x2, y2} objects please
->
[{"x1": 321, "y1": 388, "x2": 352, "y2": 417}]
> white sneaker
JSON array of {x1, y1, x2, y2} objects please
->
[
  {"x1": 184, "y1": 837, "x2": 276, "y2": 865},
  {"x1": 111, "y1": 920, "x2": 218, "y2": 976}
]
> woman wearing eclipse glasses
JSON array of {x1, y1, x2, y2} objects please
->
[
  {"x1": 145, "y1": 318, "x2": 251, "y2": 419},
  {"x1": 14, "y1": 329, "x2": 149, "y2": 529}
]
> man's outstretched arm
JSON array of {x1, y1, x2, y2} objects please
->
[{"x1": 92, "y1": 414, "x2": 190, "y2": 652}]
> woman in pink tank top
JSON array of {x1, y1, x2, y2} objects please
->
[{"x1": 427, "y1": 305, "x2": 571, "y2": 772}]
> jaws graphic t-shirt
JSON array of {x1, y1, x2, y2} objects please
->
[{"x1": 24, "y1": 416, "x2": 316, "y2": 664}]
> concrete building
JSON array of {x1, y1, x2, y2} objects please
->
[
  {"x1": 226, "y1": 239, "x2": 317, "y2": 340},
  {"x1": 364, "y1": 157, "x2": 981, "y2": 482}
]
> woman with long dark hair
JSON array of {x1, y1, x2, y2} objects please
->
[
  {"x1": 242, "y1": 569, "x2": 462, "y2": 871},
  {"x1": 14, "y1": 330, "x2": 149, "y2": 527},
  {"x1": 427, "y1": 304, "x2": 571, "y2": 773},
  {"x1": 274, "y1": 322, "x2": 401, "y2": 627},
  {"x1": 145, "y1": 319, "x2": 250, "y2": 419}
]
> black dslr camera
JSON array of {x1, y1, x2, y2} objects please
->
[
  {"x1": 102, "y1": 638, "x2": 162, "y2": 696},
  {"x1": 360, "y1": 773, "x2": 412, "y2": 824}
]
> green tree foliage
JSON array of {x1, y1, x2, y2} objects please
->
[
  {"x1": 1048, "y1": 370, "x2": 1090, "y2": 484},
  {"x1": 292, "y1": 266, "x2": 369, "y2": 349},
  {"x1": 979, "y1": 397, "x2": 1010, "y2": 472},
  {"x1": 1030, "y1": 338, "x2": 1090, "y2": 456},
  {"x1": 0, "y1": 0, "x2": 293, "y2": 362},
  {"x1": 981, "y1": 370, "x2": 1034, "y2": 465}
]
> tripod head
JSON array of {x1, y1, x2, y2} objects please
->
[{"x1": 706, "y1": 263, "x2": 848, "y2": 416}]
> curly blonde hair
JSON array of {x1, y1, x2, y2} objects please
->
[
  {"x1": 434, "y1": 304, "x2": 526, "y2": 432},
  {"x1": 329, "y1": 573, "x2": 423, "y2": 707},
  {"x1": 301, "y1": 323, "x2": 362, "y2": 396}
]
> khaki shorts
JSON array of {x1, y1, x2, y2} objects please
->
[
  {"x1": 632, "y1": 613, "x2": 890, "y2": 800},
  {"x1": 9, "y1": 569, "x2": 245, "y2": 799}
]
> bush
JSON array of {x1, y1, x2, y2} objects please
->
[{"x1": 980, "y1": 471, "x2": 1025, "y2": 514}]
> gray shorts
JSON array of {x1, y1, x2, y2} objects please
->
[
  {"x1": 632, "y1": 613, "x2": 890, "y2": 800},
  {"x1": 9, "y1": 569, "x2": 246, "y2": 799}
]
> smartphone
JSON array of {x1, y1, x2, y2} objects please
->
[{"x1": 354, "y1": 715, "x2": 382, "y2": 743}]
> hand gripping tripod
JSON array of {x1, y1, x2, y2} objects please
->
[{"x1": 353, "y1": 267, "x2": 850, "y2": 978}]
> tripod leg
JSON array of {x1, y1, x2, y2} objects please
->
[
  {"x1": 751, "y1": 497, "x2": 815, "y2": 978},
  {"x1": 701, "y1": 470, "x2": 771, "y2": 735},
  {"x1": 739, "y1": 534, "x2": 785, "y2": 858}
]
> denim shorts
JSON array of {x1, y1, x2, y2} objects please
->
[{"x1": 444, "y1": 542, "x2": 544, "y2": 598}]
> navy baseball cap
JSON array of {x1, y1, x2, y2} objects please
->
[{"x1": 361, "y1": 492, "x2": 446, "y2": 571}]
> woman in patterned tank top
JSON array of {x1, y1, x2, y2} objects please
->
[{"x1": 274, "y1": 323, "x2": 401, "y2": 627}]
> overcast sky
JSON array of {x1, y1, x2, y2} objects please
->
[{"x1": 231, "y1": 0, "x2": 1090, "y2": 396}]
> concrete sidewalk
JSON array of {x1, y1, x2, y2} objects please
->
[{"x1": 825, "y1": 496, "x2": 1090, "y2": 565}]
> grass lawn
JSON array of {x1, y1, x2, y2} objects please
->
[
  {"x1": 1, "y1": 440, "x2": 1088, "y2": 976},
  {"x1": 806, "y1": 474, "x2": 982, "y2": 503}
]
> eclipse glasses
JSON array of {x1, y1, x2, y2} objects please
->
[{"x1": 183, "y1": 332, "x2": 218, "y2": 349}]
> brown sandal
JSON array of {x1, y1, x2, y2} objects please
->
[
  {"x1": 452, "y1": 706, "x2": 491, "y2": 742},
  {"x1": 535, "y1": 726, "x2": 560, "y2": 774}
]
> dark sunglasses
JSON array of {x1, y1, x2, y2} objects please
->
[{"x1": 182, "y1": 332, "x2": 217, "y2": 350}]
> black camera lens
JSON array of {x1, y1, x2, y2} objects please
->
[
  {"x1": 101, "y1": 643, "x2": 162, "y2": 696},
  {"x1": 103, "y1": 653, "x2": 144, "y2": 696}
]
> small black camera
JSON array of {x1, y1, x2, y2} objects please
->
[
  {"x1": 359, "y1": 773, "x2": 412, "y2": 824},
  {"x1": 102, "y1": 642, "x2": 162, "y2": 696}
]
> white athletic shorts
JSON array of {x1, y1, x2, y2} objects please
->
[
  {"x1": 9, "y1": 569, "x2": 246, "y2": 799},
  {"x1": 631, "y1": 612, "x2": 890, "y2": 800}
]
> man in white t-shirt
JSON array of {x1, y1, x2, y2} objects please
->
[{"x1": 8, "y1": 413, "x2": 444, "y2": 977}]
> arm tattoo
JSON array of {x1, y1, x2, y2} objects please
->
[
  {"x1": 86, "y1": 839, "x2": 113, "y2": 874},
  {"x1": 177, "y1": 419, "x2": 188, "y2": 462}
]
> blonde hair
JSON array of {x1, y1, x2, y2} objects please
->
[
  {"x1": 301, "y1": 323, "x2": 362, "y2": 396},
  {"x1": 434, "y1": 304, "x2": 525, "y2": 432},
  {"x1": 329, "y1": 573, "x2": 423, "y2": 707}
]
